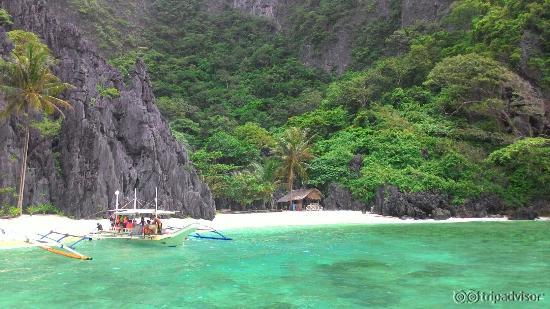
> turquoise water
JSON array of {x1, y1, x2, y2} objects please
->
[{"x1": 1, "y1": 222, "x2": 549, "y2": 308}]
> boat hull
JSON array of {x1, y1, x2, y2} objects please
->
[{"x1": 92, "y1": 224, "x2": 197, "y2": 247}]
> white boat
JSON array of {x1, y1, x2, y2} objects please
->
[{"x1": 91, "y1": 189, "x2": 198, "y2": 247}]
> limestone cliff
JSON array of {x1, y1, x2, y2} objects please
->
[
  {"x1": 0, "y1": 0, "x2": 216, "y2": 219},
  {"x1": 230, "y1": 0, "x2": 456, "y2": 73},
  {"x1": 48, "y1": 0, "x2": 456, "y2": 74}
]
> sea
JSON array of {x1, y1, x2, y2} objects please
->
[{"x1": 1, "y1": 221, "x2": 549, "y2": 308}]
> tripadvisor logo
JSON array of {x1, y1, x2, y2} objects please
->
[{"x1": 453, "y1": 290, "x2": 545, "y2": 304}]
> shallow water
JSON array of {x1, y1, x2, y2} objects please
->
[{"x1": 1, "y1": 222, "x2": 549, "y2": 308}]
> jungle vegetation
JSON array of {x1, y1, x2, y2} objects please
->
[{"x1": 19, "y1": 0, "x2": 550, "y2": 209}]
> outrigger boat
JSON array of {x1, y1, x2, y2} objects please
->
[
  {"x1": 90, "y1": 189, "x2": 198, "y2": 247},
  {"x1": 27, "y1": 189, "x2": 230, "y2": 260}
]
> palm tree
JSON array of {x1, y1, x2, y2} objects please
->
[
  {"x1": 275, "y1": 127, "x2": 314, "y2": 209},
  {"x1": 0, "y1": 32, "x2": 72, "y2": 214}
]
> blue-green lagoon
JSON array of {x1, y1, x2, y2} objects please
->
[{"x1": 1, "y1": 221, "x2": 549, "y2": 308}]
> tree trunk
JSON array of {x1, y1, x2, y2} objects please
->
[
  {"x1": 288, "y1": 169, "x2": 293, "y2": 211},
  {"x1": 16, "y1": 123, "x2": 30, "y2": 214}
]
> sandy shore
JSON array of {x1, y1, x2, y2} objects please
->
[
  {"x1": 1, "y1": 211, "x2": 547, "y2": 249},
  {"x1": 204, "y1": 211, "x2": 513, "y2": 230}
]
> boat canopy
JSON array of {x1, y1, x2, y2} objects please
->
[{"x1": 112, "y1": 209, "x2": 178, "y2": 216}]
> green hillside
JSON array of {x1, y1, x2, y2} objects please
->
[{"x1": 61, "y1": 0, "x2": 549, "y2": 210}]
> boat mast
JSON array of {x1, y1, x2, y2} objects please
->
[
  {"x1": 155, "y1": 187, "x2": 158, "y2": 217},
  {"x1": 115, "y1": 190, "x2": 119, "y2": 211},
  {"x1": 134, "y1": 188, "x2": 137, "y2": 210}
]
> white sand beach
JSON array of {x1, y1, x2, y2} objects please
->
[{"x1": 1, "y1": 211, "x2": 538, "y2": 249}]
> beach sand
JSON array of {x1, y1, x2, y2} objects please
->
[{"x1": 1, "y1": 211, "x2": 535, "y2": 249}]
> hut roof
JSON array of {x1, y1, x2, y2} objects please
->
[{"x1": 277, "y1": 188, "x2": 322, "y2": 203}]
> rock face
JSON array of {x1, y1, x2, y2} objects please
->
[
  {"x1": 230, "y1": 0, "x2": 455, "y2": 74},
  {"x1": 371, "y1": 185, "x2": 547, "y2": 221},
  {"x1": 323, "y1": 183, "x2": 367, "y2": 211},
  {"x1": 372, "y1": 185, "x2": 451, "y2": 220},
  {"x1": 400, "y1": 0, "x2": 455, "y2": 27},
  {"x1": 232, "y1": 0, "x2": 279, "y2": 22},
  {"x1": 451, "y1": 194, "x2": 505, "y2": 218},
  {"x1": 0, "y1": 0, "x2": 215, "y2": 219},
  {"x1": 509, "y1": 207, "x2": 539, "y2": 220}
]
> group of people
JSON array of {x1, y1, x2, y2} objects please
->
[
  {"x1": 109, "y1": 215, "x2": 163, "y2": 235},
  {"x1": 142, "y1": 216, "x2": 163, "y2": 235}
]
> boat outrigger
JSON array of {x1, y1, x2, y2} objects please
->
[
  {"x1": 90, "y1": 189, "x2": 198, "y2": 247},
  {"x1": 29, "y1": 231, "x2": 93, "y2": 260}
]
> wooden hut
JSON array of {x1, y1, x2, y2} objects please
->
[{"x1": 276, "y1": 188, "x2": 322, "y2": 211}]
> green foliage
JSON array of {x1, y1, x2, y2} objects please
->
[
  {"x1": 108, "y1": 7, "x2": 329, "y2": 132},
  {"x1": 424, "y1": 53, "x2": 509, "y2": 103},
  {"x1": 0, "y1": 186, "x2": 17, "y2": 197},
  {"x1": 6, "y1": 30, "x2": 50, "y2": 57},
  {"x1": 52, "y1": 152, "x2": 63, "y2": 176},
  {"x1": 0, "y1": 8, "x2": 13, "y2": 26},
  {"x1": 63, "y1": 0, "x2": 550, "y2": 210},
  {"x1": 0, "y1": 30, "x2": 73, "y2": 212},
  {"x1": 424, "y1": 53, "x2": 544, "y2": 137},
  {"x1": 31, "y1": 115, "x2": 62, "y2": 138},
  {"x1": 26, "y1": 203, "x2": 64, "y2": 215},
  {"x1": 225, "y1": 168, "x2": 275, "y2": 208},
  {"x1": 156, "y1": 97, "x2": 198, "y2": 121},
  {"x1": 487, "y1": 137, "x2": 550, "y2": 205},
  {"x1": 288, "y1": 107, "x2": 349, "y2": 138},
  {"x1": 233, "y1": 122, "x2": 276, "y2": 151},
  {"x1": 275, "y1": 127, "x2": 314, "y2": 191},
  {"x1": 63, "y1": 0, "x2": 139, "y2": 54},
  {"x1": 96, "y1": 84, "x2": 120, "y2": 98},
  {"x1": 205, "y1": 132, "x2": 260, "y2": 166},
  {"x1": 0, "y1": 205, "x2": 20, "y2": 217},
  {"x1": 190, "y1": 150, "x2": 274, "y2": 208},
  {"x1": 0, "y1": 30, "x2": 72, "y2": 118}
]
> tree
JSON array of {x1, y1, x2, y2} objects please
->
[
  {"x1": 0, "y1": 31, "x2": 72, "y2": 214},
  {"x1": 233, "y1": 122, "x2": 276, "y2": 153},
  {"x1": 424, "y1": 53, "x2": 545, "y2": 136},
  {"x1": 275, "y1": 127, "x2": 314, "y2": 208},
  {"x1": 487, "y1": 137, "x2": 550, "y2": 205}
]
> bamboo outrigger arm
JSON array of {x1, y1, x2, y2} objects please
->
[{"x1": 30, "y1": 231, "x2": 93, "y2": 260}]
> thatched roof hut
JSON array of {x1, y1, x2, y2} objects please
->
[
  {"x1": 277, "y1": 188, "x2": 322, "y2": 211},
  {"x1": 277, "y1": 188, "x2": 322, "y2": 203}
]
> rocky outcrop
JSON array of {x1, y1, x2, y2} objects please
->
[
  {"x1": 400, "y1": 0, "x2": 455, "y2": 27},
  {"x1": 323, "y1": 183, "x2": 367, "y2": 211},
  {"x1": 230, "y1": 0, "x2": 455, "y2": 73},
  {"x1": 0, "y1": 0, "x2": 215, "y2": 219},
  {"x1": 370, "y1": 185, "x2": 550, "y2": 221},
  {"x1": 372, "y1": 185, "x2": 451, "y2": 220},
  {"x1": 451, "y1": 194, "x2": 505, "y2": 218},
  {"x1": 232, "y1": 0, "x2": 279, "y2": 22},
  {"x1": 509, "y1": 207, "x2": 539, "y2": 220}
]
